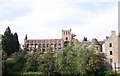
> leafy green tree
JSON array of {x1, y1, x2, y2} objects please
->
[
  {"x1": 38, "y1": 48, "x2": 55, "y2": 75},
  {"x1": 55, "y1": 41, "x2": 107, "y2": 75},
  {"x1": 24, "y1": 52, "x2": 39, "y2": 72},
  {"x1": 2, "y1": 51, "x2": 27, "y2": 76},
  {"x1": 55, "y1": 44, "x2": 78, "y2": 75},
  {"x1": 24, "y1": 47, "x2": 56, "y2": 75}
]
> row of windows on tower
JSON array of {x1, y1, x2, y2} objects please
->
[{"x1": 63, "y1": 32, "x2": 70, "y2": 35}]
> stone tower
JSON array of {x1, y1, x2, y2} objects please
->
[
  {"x1": 24, "y1": 34, "x2": 28, "y2": 50},
  {"x1": 62, "y1": 29, "x2": 72, "y2": 46}
]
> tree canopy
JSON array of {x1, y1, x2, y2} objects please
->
[
  {"x1": 2, "y1": 26, "x2": 20, "y2": 56},
  {"x1": 55, "y1": 42, "x2": 107, "y2": 75}
]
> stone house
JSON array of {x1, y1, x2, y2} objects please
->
[{"x1": 102, "y1": 31, "x2": 120, "y2": 72}]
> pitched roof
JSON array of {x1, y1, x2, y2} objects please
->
[
  {"x1": 82, "y1": 41, "x2": 91, "y2": 47},
  {"x1": 91, "y1": 38, "x2": 99, "y2": 45}
]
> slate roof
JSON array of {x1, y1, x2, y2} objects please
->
[
  {"x1": 82, "y1": 41, "x2": 91, "y2": 47},
  {"x1": 82, "y1": 38, "x2": 104, "y2": 47},
  {"x1": 91, "y1": 38, "x2": 99, "y2": 45}
]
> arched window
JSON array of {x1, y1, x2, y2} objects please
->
[
  {"x1": 109, "y1": 43, "x2": 112, "y2": 47},
  {"x1": 110, "y1": 51, "x2": 112, "y2": 55},
  {"x1": 66, "y1": 37, "x2": 68, "y2": 40}
]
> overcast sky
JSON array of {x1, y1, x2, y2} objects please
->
[{"x1": 0, "y1": 0, "x2": 118, "y2": 44}]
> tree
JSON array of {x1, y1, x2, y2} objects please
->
[
  {"x1": 55, "y1": 44, "x2": 78, "y2": 75},
  {"x1": 24, "y1": 47, "x2": 56, "y2": 75},
  {"x1": 83, "y1": 37, "x2": 87, "y2": 41},
  {"x1": 13, "y1": 33, "x2": 20, "y2": 52},
  {"x1": 55, "y1": 41, "x2": 107, "y2": 75},
  {"x1": 2, "y1": 26, "x2": 20, "y2": 56},
  {"x1": 38, "y1": 48, "x2": 55, "y2": 75},
  {"x1": 71, "y1": 34, "x2": 76, "y2": 39},
  {"x1": 2, "y1": 51, "x2": 27, "y2": 76}
]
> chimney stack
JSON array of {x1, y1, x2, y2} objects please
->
[{"x1": 111, "y1": 30, "x2": 116, "y2": 35}]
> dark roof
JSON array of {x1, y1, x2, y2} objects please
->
[
  {"x1": 91, "y1": 38, "x2": 99, "y2": 45},
  {"x1": 82, "y1": 41, "x2": 91, "y2": 47},
  {"x1": 99, "y1": 41, "x2": 105, "y2": 45},
  {"x1": 82, "y1": 38, "x2": 105, "y2": 47}
]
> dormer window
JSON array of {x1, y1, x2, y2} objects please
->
[{"x1": 109, "y1": 43, "x2": 112, "y2": 47}]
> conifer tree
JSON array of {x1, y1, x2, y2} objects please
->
[
  {"x1": 13, "y1": 33, "x2": 20, "y2": 51},
  {"x1": 2, "y1": 26, "x2": 20, "y2": 56}
]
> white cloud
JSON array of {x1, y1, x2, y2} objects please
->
[
  {"x1": 72, "y1": 4, "x2": 117, "y2": 41},
  {"x1": 0, "y1": 0, "x2": 118, "y2": 43}
]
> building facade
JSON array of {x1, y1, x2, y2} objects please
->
[
  {"x1": 24, "y1": 29, "x2": 72, "y2": 52},
  {"x1": 102, "y1": 31, "x2": 120, "y2": 72},
  {"x1": 24, "y1": 29, "x2": 120, "y2": 72},
  {"x1": 80, "y1": 30, "x2": 120, "y2": 72}
]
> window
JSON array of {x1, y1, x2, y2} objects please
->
[
  {"x1": 66, "y1": 37, "x2": 68, "y2": 40},
  {"x1": 59, "y1": 43, "x2": 61, "y2": 46},
  {"x1": 96, "y1": 47, "x2": 99, "y2": 50},
  {"x1": 68, "y1": 32, "x2": 70, "y2": 34},
  {"x1": 110, "y1": 51, "x2": 112, "y2": 55},
  {"x1": 110, "y1": 59, "x2": 113, "y2": 63},
  {"x1": 42, "y1": 49, "x2": 45, "y2": 52},
  {"x1": 39, "y1": 44, "x2": 41, "y2": 48},
  {"x1": 109, "y1": 43, "x2": 112, "y2": 47},
  {"x1": 47, "y1": 44, "x2": 49, "y2": 47}
]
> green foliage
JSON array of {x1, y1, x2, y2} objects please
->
[
  {"x1": 38, "y1": 49, "x2": 55, "y2": 74},
  {"x1": 55, "y1": 44, "x2": 78, "y2": 75},
  {"x1": 104, "y1": 70, "x2": 120, "y2": 76},
  {"x1": 2, "y1": 36, "x2": 119, "y2": 76},
  {"x1": 13, "y1": 33, "x2": 20, "y2": 52},
  {"x1": 24, "y1": 52, "x2": 40, "y2": 72},
  {"x1": 2, "y1": 26, "x2": 20, "y2": 56},
  {"x1": 55, "y1": 43, "x2": 107, "y2": 75},
  {"x1": 24, "y1": 48, "x2": 56, "y2": 75},
  {"x1": 12, "y1": 72, "x2": 45, "y2": 76},
  {"x1": 2, "y1": 51, "x2": 27, "y2": 76}
]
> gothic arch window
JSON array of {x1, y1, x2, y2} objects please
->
[
  {"x1": 66, "y1": 37, "x2": 68, "y2": 40},
  {"x1": 64, "y1": 32, "x2": 65, "y2": 35},
  {"x1": 42, "y1": 49, "x2": 45, "y2": 52},
  {"x1": 47, "y1": 44, "x2": 49, "y2": 47}
]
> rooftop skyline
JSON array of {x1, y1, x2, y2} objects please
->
[{"x1": 0, "y1": 0, "x2": 118, "y2": 44}]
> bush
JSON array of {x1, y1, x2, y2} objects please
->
[{"x1": 11, "y1": 72, "x2": 45, "y2": 76}]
